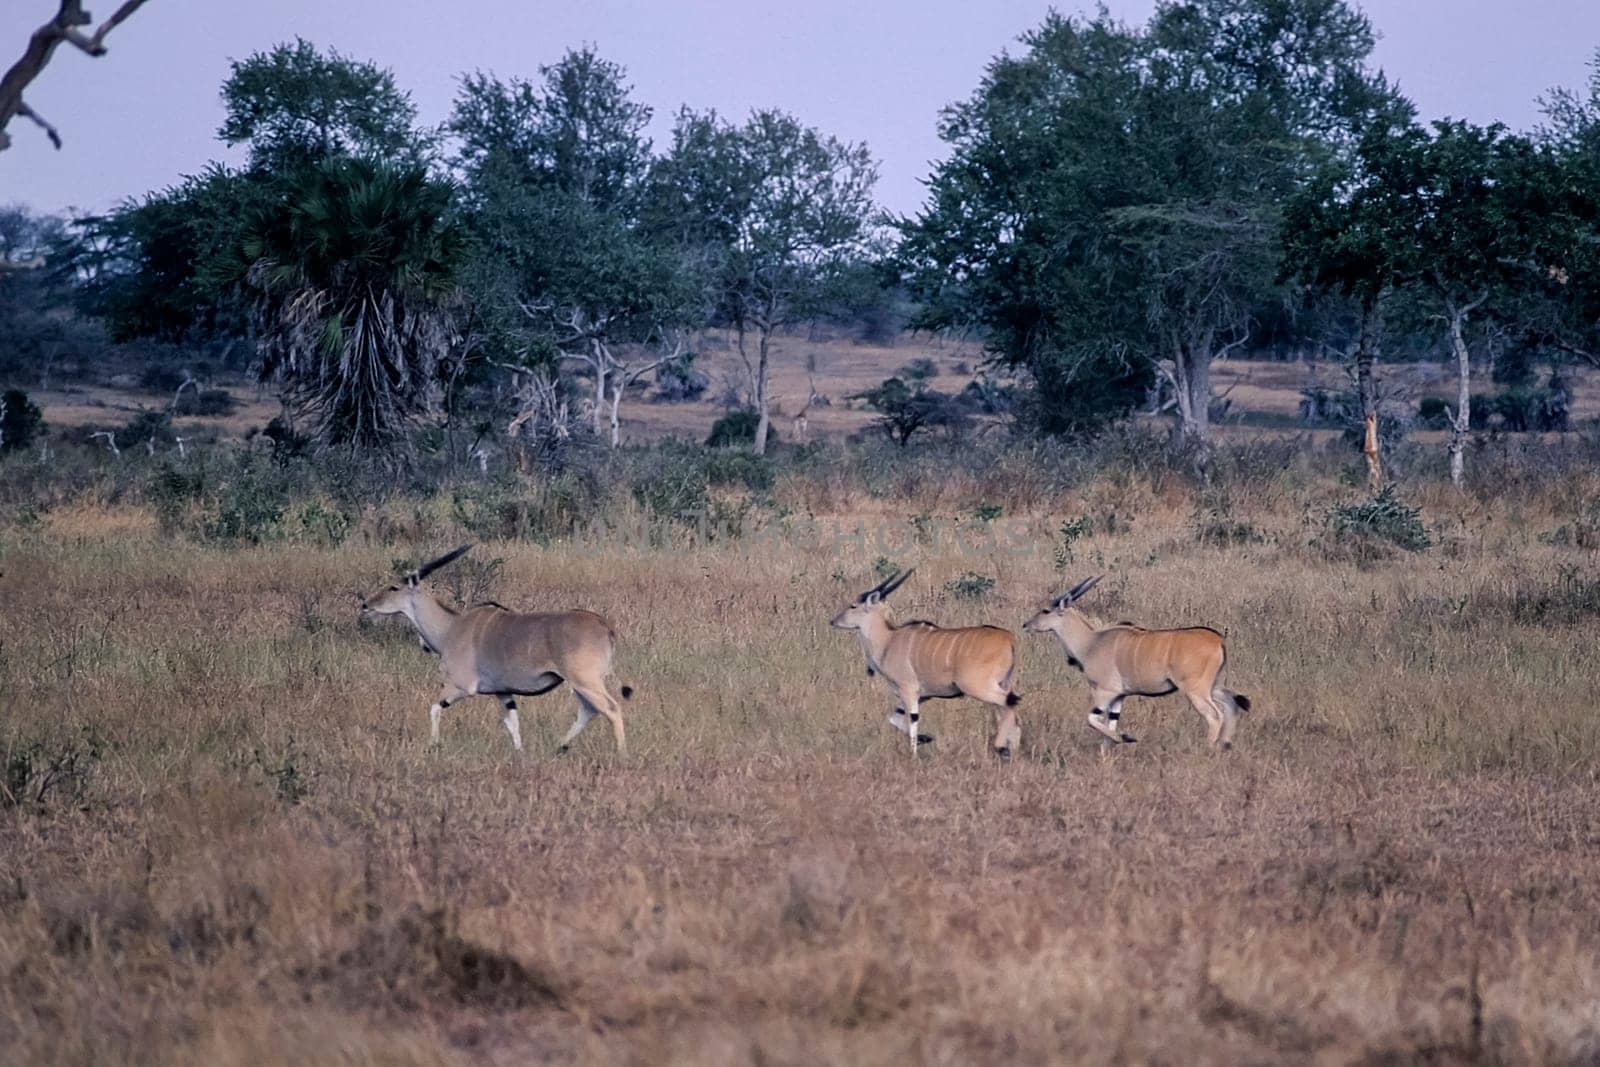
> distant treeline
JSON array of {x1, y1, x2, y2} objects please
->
[{"x1": 3, "y1": 1, "x2": 1600, "y2": 483}]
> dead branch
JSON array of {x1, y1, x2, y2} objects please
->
[{"x1": 0, "y1": 1, "x2": 152, "y2": 152}]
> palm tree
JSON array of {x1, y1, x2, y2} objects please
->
[{"x1": 234, "y1": 158, "x2": 464, "y2": 450}]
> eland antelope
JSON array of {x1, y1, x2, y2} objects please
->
[
  {"x1": 359, "y1": 546, "x2": 632, "y2": 754},
  {"x1": 830, "y1": 569, "x2": 1024, "y2": 758},
  {"x1": 1024, "y1": 576, "x2": 1250, "y2": 749}
]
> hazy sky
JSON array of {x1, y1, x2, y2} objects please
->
[{"x1": 2, "y1": 1, "x2": 1598, "y2": 219}]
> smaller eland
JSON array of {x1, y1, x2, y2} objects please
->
[
  {"x1": 359, "y1": 546, "x2": 632, "y2": 754},
  {"x1": 1024, "y1": 576, "x2": 1250, "y2": 749},
  {"x1": 831, "y1": 569, "x2": 1024, "y2": 758}
]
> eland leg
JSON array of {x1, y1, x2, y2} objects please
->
[
  {"x1": 966, "y1": 679, "x2": 1022, "y2": 759},
  {"x1": 556, "y1": 700, "x2": 597, "y2": 754},
  {"x1": 1087, "y1": 688, "x2": 1134, "y2": 744},
  {"x1": 572, "y1": 683, "x2": 626, "y2": 755},
  {"x1": 899, "y1": 688, "x2": 922, "y2": 756},
  {"x1": 887, "y1": 705, "x2": 934, "y2": 745},
  {"x1": 500, "y1": 697, "x2": 523, "y2": 752},
  {"x1": 429, "y1": 685, "x2": 467, "y2": 747},
  {"x1": 1184, "y1": 686, "x2": 1226, "y2": 748}
]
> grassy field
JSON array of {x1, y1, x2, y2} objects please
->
[{"x1": 4, "y1": 427, "x2": 1600, "y2": 1064}]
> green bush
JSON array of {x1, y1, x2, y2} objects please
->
[
  {"x1": 146, "y1": 460, "x2": 209, "y2": 532},
  {"x1": 450, "y1": 474, "x2": 591, "y2": 544},
  {"x1": 1416, "y1": 397, "x2": 1451, "y2": 431},
  {"x1": 203, "y1": 462, "x2": 292, "y2": 543},
  {"x1": 706, "y1": 409, "x2": 767, "y2": 448},
  {"x1": 3, "y1": 728, "x2": 103, "y2": 810},
  {"x1": 174, "y1": 387, "x2": 238, "y2": 417},
  {"x1": 1322, "y1": 486, "x2": 1431, "y2": 554},
  {"x1": 114, "y1": 410, "x2": 177, "y2": 451},
  {"x1": 0, "y1": 389, "x2": 43, "y2": 453},
  {"x1": 945, "y1": 572, "x2": 996, "y2": 599}
]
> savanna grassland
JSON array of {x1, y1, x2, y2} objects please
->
[{"x1": 5, "y1": 402, "x2": 1600, "y2": 1065}]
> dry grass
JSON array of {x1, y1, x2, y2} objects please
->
[{"x1": 3, "y1": 444, "x2": 1600, "y2": 1066}]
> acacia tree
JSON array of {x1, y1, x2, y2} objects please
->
[
  {"x1": 219, "y1": 37, "x2": 426, "y2": 173},
  {"x1": 1283, "y1": 99, "x2": 1419, "y2": 489},
  {"x1": 451, "y1": 49, "x2": 698, "y2": 446},
  {"x1": 902, "y1": 1, "x2": 1388, "y2": 443},
  {"x1": 650, "y1": 108, "x2": 879, "y2": 455},
  {"x1": 1300, "y1": 121, "x2": 1557, "y2": 485}
]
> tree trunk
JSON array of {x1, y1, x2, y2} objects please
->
[
  {"x1": 752, "y1": 327, "x2": 773, "y2": 456},
  {"x1": 1173, "y1": 337, "x2": 1211, "y2": 444},
  {"x1": 608, "y1": 378, "x2": 622, "y2": 448},
  {"x1": 1445, "y1": 293, "x2": 1487, "y2": 488},
  {"x1": 1355, "y1": 302, "x2": 1383, "y2": 491},
  {"x1": 590, "y1": 341, "x2": 607, "y2": 438}
]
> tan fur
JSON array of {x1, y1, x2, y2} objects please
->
[
  {"x1": 360, "y1": 549, "x2": 628, "y2": 754},
  {"x1": 1025, "y1": 578, "x2": 1248, "y2": 749},
  {"x1": 831, "y1": 571, "x2": 1023, "y2": 757}
]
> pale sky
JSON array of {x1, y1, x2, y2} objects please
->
[{"x1": 1, "y1": 1, "x2": 1598, "y2": 220}]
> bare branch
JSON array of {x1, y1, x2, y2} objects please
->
[
  {"x1": 15, "y1": 100, "x2": 60, "y2": 147},
  {"x1": 69, "y1": 0, "x2": 149, "y2": 56},
  {"x1": 0, "y1": 0, "x2": 152, "y2": 152}
]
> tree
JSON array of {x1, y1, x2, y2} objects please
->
[
  {"x1": 0, "y1": 389, "x2": 44, "y2": 453},
  {"x1": 0, "y1": 0, "x2": 150, "y2": 154},
  {"x1": 219, "y1": 38, "x2": 425, "y2": 173},
  {"x1": 226, "y1": 158, "x2": 464, "y2": 451},
  {"x1": 1531, "y1": 50, "x2": 1600, "y2": 368},
  {"x1": 73, "y1": 165, "x2": 265, "y2": 342},
  {"x1": 851, "y1": 375, "x2": 966, "y2": 447},
  {"x1": 1294, "y1": 120, "x2": 1558, "y2": 486},
  {"x1": 650, "y1": 107, "x2": 879, "y2": 454},
  {"x1": 451, "y1": 49, "x2": 697, "y2": 446},
  {"x1": 902, "y1": 2, "x2": 1388, "y2": 443},
  {"x1": 1283, "y1": 97, "x2": 1419, "y2": 489},
  {"x1": 81, "y1": 40, "x2": 427, "y2": 348},
  {"x1": 452, "y1": 47, "x2": 651, "y2": 215}
]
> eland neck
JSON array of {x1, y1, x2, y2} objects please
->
[
  {"x1": 1050, "y1": 609, "x2": 1100, "y2": 661},
  {"x1": 855, "y1": 611, "x2": 896, "y2": 669},
  {"x1": 403, "y1": 587, "x2": 459, "y2": 651}
]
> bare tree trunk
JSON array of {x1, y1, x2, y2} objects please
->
[
  {"x1": 608, "y1": 378, "x2": 622, "y2": 448},
  {"x1": 752, "y1": 327, "x2": 773, "y2": 456},
  {"x1": 1355, "y1": 302, "x2": 1382, "y2": 491},
  {"x1": 1445, "y1": 292, "x2": 1488, "y2": 488},
  {"x1": 590, "y1": 340, "x2": 607, "y2": 438},
  {"x1": 1172, "y1": 337, "x2": 1212, "y2": 444}
]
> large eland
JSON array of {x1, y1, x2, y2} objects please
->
[{"x1": 360, "y1": 546, "x2": 632, "y2": 754}]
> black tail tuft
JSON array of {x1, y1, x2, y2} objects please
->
[
  {"x1": 1234, "y1": 694, "x2": 1251, "y2": 713},
  {"x1": 1006, "y1": 692, "x2": 1022, "y2": 707},
  {"x1": 620, "y1": 685, "x2": 634, "y2": 700}
]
